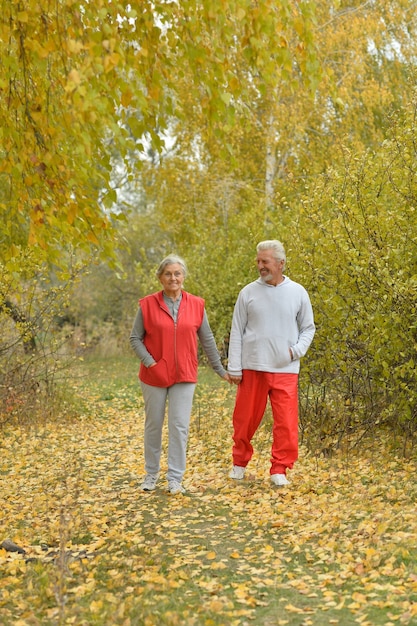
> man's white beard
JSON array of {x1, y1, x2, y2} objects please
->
[{"x1": 260, "y1": 273, "x2": 273, "y2": 283}]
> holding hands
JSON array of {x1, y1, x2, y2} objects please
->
[{"x1": 227, "y1": 374, "x2": 242, "y2": 385}]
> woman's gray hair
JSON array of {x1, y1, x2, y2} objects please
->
[
  {"x1": 156, "y1": 255, "x2": 188, "y2": 278},
  {"x1": 256, "y1": 240, "x2": 286, "y2": 267}
]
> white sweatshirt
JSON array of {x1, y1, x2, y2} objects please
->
[{"x1": 227, "y1": 276, "x2": 315, "y2": 376}]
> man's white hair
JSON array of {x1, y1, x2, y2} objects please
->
[{"x1": 256, "y1": 240, "x2": 286, "y2": 267}]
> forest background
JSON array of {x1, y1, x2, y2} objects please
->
[
  {"x1": 2, "y1": 0, "x2": 417, "y2": 452},
  {"x1": 2, "y1": 2, "x2": 417, "y2": 625}
]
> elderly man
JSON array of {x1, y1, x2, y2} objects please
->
[{"x1": 227, "y1": 240, "x2": 315, "y2": 486}]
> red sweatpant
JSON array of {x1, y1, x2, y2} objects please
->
[{"x1": 232, "y1": 370, "x2": 299, "y2": 475}]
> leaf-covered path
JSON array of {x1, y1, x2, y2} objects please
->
[{"x1": 1, "y1": 359, "x2": 417, "y2": 625}]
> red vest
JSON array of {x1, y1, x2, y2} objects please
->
[{"x1": 138, "y1": 290, "x2": 205, "y2": 387}]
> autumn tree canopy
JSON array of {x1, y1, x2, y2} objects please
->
[{"x1": 0, "y1": 0, "x2": 320, "y2": 276}]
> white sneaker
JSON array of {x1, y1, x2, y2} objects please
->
[
  {"x1": 229, "y1": 465, "x2": 246, "y2": 480},
  {"x1": 141, "y1": 474, "x2": 158, "y2": 491},
  {"x1": 271, "y1": 473, "x2": 290, "y2": 486},
  {"x1": 168, "y1": 480, "x2": 185, "y2": 495}
]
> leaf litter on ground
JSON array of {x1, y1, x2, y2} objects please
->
[{"x1": 0, "y1": 360, "x2": 417, "y2": 625}]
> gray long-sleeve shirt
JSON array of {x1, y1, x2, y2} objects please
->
[
  {"x1": 227, "y1": 276, "x2": 315, "y2": 376},
  {"x1": 130, "y1": 293, "x2": 227, "y2": 378}
]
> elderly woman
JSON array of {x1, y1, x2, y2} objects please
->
[{"x1": 130, "y1": 254, "x2": 230, "y2": 495}]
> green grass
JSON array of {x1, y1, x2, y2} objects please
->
[{"x1": 1, "y1": 356, "x2": 416, "y2": 626}]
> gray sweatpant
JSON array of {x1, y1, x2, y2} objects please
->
[{"x1": 140, "y1": 381, "x2": 196, "y2": 483}]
